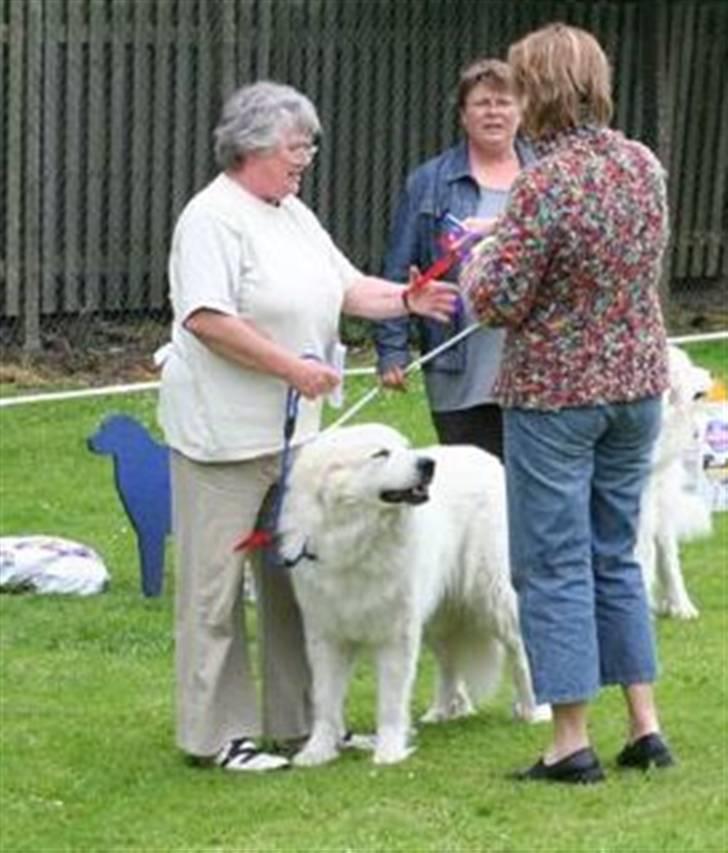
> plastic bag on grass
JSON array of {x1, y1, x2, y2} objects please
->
[{"x1": 0, "y1": 536, "x2": 110, "y2": 596}]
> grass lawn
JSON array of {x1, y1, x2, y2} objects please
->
[{"x1": 1, "y1": 343, "x2": 727, "y2": 852}]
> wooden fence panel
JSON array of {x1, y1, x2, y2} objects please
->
[
  {"x1": 350, "y1": 4, "x2": 372, "y2": 267},
  {"x1": 6, "y1": 0, "x2": 25, "y2": 320},
  {"x1": 127, "y1": 0, "x2": 153, "y2": 311},
  {"x1": 679, "y1": 4, "x2": 708, "y2": 279},
  {"x1": 668, "y1": 0, "x2": 695, "y2": 281},
  {"x1": 367, "y1": 3, "x2": 394, "y2": 269},
  {"x1": 711, "y1": 4, "x2": 728, "y2": 278},
  {"x1": 383, "y1": 0, "x2": 408, "y2": 237},
  {"x1": 194, "y1": 0, "x2": 216, "y2": 193},
  {"x1": 85, "y1": 0, "x2": 107, "y2": 313},
  {"x1": 107, "y1": 0, "x2": 130, "y2": 311},
  {"x1": 169, "y1": 0, "x2": 195, "y2": 231},
  {"x1": 311, "y1": 0, "x2": 336, "y2": 227},
  {"x1": 330, "y1": 2, "x2": 355, "y2": 254},
  {"x1": 218, "y1": 0, "x2": 236, "y2": 101},
  {"x1": 149, "y1": 0, "x2": 174, "y2": 310},
  {"x1": 41, "y1": 0, "x2": 61, "y2": 316},
  {"x1": 63, "y1": 0, "x2": 84, "y2": 314},
  {"x1": 0, "y1": 0, "x2": 5, "y2": 313},
  {"x1": 24, "y1": 0, "x2": 43, "y2": 349},
  {"x1": 696, "y1": 3, "x2": 726, "y2": 279},
  {"x1": 254, "y1": 0, "x2": 272, "y2": 79}
]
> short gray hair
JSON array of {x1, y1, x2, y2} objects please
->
[{"x1": 213, "y1": 81, "x2": 321, "y2": 169}]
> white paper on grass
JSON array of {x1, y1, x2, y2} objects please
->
[{"x1": 0, "y1": 536, "x2": 110, "y2": 596}]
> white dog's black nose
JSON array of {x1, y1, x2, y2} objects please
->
[{"x1": 417, "y1": 457, "x2": 435, "y2": 483}]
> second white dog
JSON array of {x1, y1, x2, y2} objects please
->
[
  {"x1": 278, "y1": 423, "x2": 546, "y2": 767},
  {"x1": 636, "y1": 346, "x2": 713, "y2": 619}
]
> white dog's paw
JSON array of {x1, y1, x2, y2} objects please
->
[
  {"x1": 421, "y1": 699, "x2": 474, "y2": 724},
  {"x1": 373, "y1": 743, "x2": 416, "y2": 765},
  {"x1": 421, "y1": 686, "x2": 474, "y2": 723},
  {"x1": 420, "y1": 706, "x2": 446, "y2": 724},
  {"x1": 513, "y1": 701, "x2": 552, "y2": 724},
  {"x1": 292, "y1": 742, "x2": 340, "y2": 767},
  {"x1": 656, "y1": 597, "x2": 699, "y2": 620}
]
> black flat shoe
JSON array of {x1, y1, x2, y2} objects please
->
[
  {"x1": 513, "y1": 747, "x2": 605, "y2": 784},
  {"x1": 617, "y1": 733, "x2": 674, "y2": 770}
]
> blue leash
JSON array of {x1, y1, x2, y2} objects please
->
[{"x1": 236, "y1": 359, "x2": 321, "y2": 568}]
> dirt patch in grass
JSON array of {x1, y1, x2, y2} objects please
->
[{"x1": 0, "y1": 318, "x2": 168, "y2": 392}]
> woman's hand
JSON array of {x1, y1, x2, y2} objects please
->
[
  {"x1": 461, "y1": 216, "x2": 498, "y2": 236},
  {"x1": 405, "y1": 266, "x2": 458, "y2": 323},
  {"x1": 379, "y1": 365, "x2": 407, "y2": 391},
  {"x1": 288, "y1": 358, "x2": 341, "y2": 400}
]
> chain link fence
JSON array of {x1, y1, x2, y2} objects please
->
[{"x1": 1, "y1": 0, "x2": 726, "y2": 387}]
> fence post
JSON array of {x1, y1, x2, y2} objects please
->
[
  {"x1": 24, "y1": 0, "x2": 43, "y2": 352},
  {"x1": 639, "y1": 0, "x2": 672, "y2": 312}
]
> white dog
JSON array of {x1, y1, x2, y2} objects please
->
[
  {"x1": 636, "y1": 346, "x2": 713, "y2": 619},
  {"x1": 278, "y1": 423, "x2": 547, "y2": 767}
]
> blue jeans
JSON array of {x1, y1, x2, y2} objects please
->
[{"x1": 504, "y1": 398, "x2": 662, "y2": 705}]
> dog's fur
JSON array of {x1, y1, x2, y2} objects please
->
[
  {"x1": 279, "y1": 424, "x2": 546, "y2": 767},
  {"x1": 636, "y1": 346, "x2": 713, "y2": 619}
]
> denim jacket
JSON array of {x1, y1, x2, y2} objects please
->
[{"x1": 374, "y1": 138, "x2": 536, "y2": 374}]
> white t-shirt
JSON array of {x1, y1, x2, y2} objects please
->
[{"x1": 158, "y1": 174, "x2": 360, "y2": 462}]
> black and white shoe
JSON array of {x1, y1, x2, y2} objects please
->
[
  {"x1": 339, "y1": 731, "x2": 377, "y2": 751},
  {"x1": 214, "y1": 738, "x2": 290, "y2": 772}
]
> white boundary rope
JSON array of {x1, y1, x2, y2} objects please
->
[{"x1": 1, "y1": 329, "x2": 726, "y2": 410}]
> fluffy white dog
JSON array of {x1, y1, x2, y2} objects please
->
[
  {"x1": 278, "y1": 423, "x2": 547, "y2": 767},
  {"x1": 636, "y1": 346, "x2": 713, "y2": 619}
]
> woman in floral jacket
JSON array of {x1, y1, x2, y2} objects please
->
[{"x1": 461, "y1": 23, "x2": 674, "y2": 784}]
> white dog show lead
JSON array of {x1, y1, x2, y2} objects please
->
[{"x1": 323, "y1": 321, "x2": 482, "y2": 434}]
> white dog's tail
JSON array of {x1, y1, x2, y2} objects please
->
[
  {"x1": 657, "y1": 460, "x2": 713, "y2": 544},
  {"x1": 423, "y1": 627, "x2": 506, "y2": 724},
  {"x1": 671, "y1": 490, "x2": 713, "y2": 543},
  {"x1": 453, "y1": 631, "x2": 506, "y2": 706}
]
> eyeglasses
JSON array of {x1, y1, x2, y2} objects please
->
[{"x1": 281, "y1": 141, "x2": 319, "y2": 163}]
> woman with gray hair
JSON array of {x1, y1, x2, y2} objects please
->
[{"x1": 158, "y1": 81, "x2": 455, "y2": 772}]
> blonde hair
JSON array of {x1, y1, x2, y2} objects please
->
[
  {"x1": 508, "y1": 23, "x2": 613, "y2": 138},
  {"x1": 457, "y1": 58, "x2": 515, "y2": 110}
]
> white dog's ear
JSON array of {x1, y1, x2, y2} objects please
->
[
  {"x1": 667, "y1": 384, "x2": 687, "y2": 409},
  {"x1": 317, "y1": 462, "x2": 353, "y2": 505}
]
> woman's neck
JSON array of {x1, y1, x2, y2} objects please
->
[
  {"x1": 468, "y1": 140, "x2": 520, "y2": 191},
  {"x1": 226, "y1": 168, "x2": 281, "y2": 206}
]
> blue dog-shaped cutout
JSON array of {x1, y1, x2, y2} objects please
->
[{"x1": 88, "y1": 414, "x2": 171, "y2": 597}]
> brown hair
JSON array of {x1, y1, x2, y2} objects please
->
[
  {"x1": 456, "y1": 58, "x2": 515, "y2": 110},
  {"x1": 508, "y1": 23, "x2": 613, "y2": 138}
]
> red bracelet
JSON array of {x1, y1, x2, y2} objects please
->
[{"x1": 401, "y1": 288, "x2": 411, "y2": 313}]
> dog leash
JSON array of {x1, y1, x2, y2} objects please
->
[
  {"x1": 233, "y1": 383, "x2": 302, "y2": 557},
  {"x1": 237, "y1": 319, "x2": 484, "y2": 564},
  {"x1": 235, "y1": 355, "x2": 330, "y2": 567}
]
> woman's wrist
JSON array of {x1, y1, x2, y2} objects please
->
[{"x1": 401, "y1": 288, "x2": 411, "y2": 314}]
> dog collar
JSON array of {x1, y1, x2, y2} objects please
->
[{"x1": 281, "y1": 541, "x2": 318, "y2": 569}]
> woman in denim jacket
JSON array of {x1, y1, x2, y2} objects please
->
[{"x1": 374, "y1": 59, "x2": 535, "y2": 459}]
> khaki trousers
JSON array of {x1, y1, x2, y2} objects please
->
[{"x1": 171, "y1": 450, "x2": 311, "y2": 757}]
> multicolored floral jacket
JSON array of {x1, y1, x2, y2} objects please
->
[{"x1": 461, "y1": 125, "x2": 669, "y2": 410}]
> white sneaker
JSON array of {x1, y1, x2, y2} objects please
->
[
  {"x1": 214, "y1": 738, "x2": 290, "y2": 772},
  {"x1": 339, "y1": 731, "x2": 377, "y2": 751}
]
